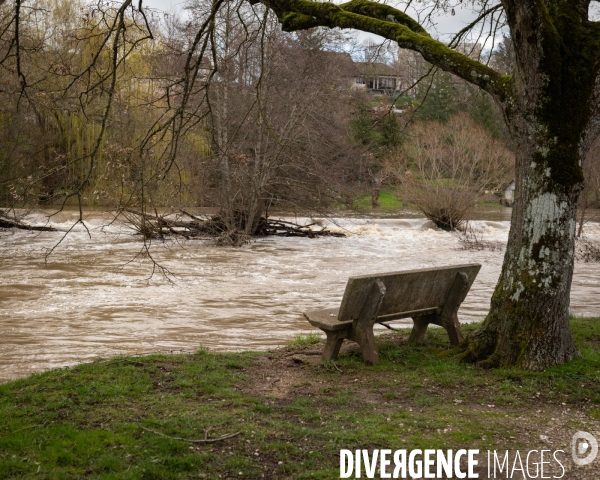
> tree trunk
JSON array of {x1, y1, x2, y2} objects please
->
[
  {"x1": 462, "y1": 126, "x2": 583, "y2": 369},
  {"x1": 371, "y1": 188, "x2": 380, "y2": 208},
  {"x1": 371, "y1": 170, "x2": 382, "y2": 208},
  {"x1": 461, "y1": 4, "x2": 600, "y2": 369}
]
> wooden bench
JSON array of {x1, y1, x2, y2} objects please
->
[{"x1": 303, "y1": 264, "x2": 481, "y2": 365}]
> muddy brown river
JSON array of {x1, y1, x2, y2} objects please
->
[{"x1": 1, "y1": 208, "x2": 599, "y2": 382}]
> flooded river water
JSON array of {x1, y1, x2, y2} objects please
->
[{"x1": 1, "y1": 208, "x2": 599, "y2": 382}]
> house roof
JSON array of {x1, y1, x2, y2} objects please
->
[
  {"x1": 354, "y1": 61, "x2": 399, "y2": 77},
  {"x1": 318, "y1": 51, "x2": 360, "y2": 77}
]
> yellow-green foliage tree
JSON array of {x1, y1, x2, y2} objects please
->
[{"x1": 0, "y1": 0, "x2": 207, "y2": 212}]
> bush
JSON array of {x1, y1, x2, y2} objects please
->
[{"x1": 396, "y1": 114, "x2": 514, "y2": 230}]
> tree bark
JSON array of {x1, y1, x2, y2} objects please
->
[
  {"x1": 461, "y1": 3, "x2": 600, "y2": 369},
  {"x1": 462, "y1": 122, "x2": 583, "y2": 369}
]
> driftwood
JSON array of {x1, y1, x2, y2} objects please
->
[
  {"x1": 0, "y1": 216, "x2": 58, "y2": 232},
  {"x1": 122, "y1": 209, "x2": 345, "y2": 240},
  {"x1": 255, "y1": 218, "x2": 345, "y2": 238},
  {"x1": 576, "y1": 236, "x2": 600, "y2": 262},
  {"x1": 457, "y1": 225, "x2": 504, "y2": 252}
]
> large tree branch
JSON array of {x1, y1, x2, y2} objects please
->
[
  {"x1": 340, "y1": 1, "x2": 430, "y2": 36},
  {"x1": 252, "y1": 0, "x2": 511, "y2": 101}
]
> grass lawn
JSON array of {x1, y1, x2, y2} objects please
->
[
  {"x1": 354, "y1": 191, "x2": 403, "y2": 210},
  {"x1": 2, "y1": 319, "x2": 600, "y2": 479}
]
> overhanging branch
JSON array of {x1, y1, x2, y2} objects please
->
[{"x1": 253, "y1": 0, "x2": 511, "y2": 101}]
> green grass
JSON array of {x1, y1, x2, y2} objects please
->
[
  {"x1": 478, "y1": 201, "x2": 504, "y2": 207},
  {"x1": 354, "y1": 190, "x2": 403, "y2": 210},
  {"x1": 1, "y1": 319, "x2": 600, "y2": 478},
  {"x1": 287, "y1": 332, "x2": 323, "y2": 347}
]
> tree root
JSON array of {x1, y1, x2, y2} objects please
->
[
  {"x1": 458, "y1": 315, "x2": 581, "y2": 371},
  {"x1": 457, "y1": 329, "x2": 498, "y2": 367}
]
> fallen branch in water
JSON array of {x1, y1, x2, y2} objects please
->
[
  {"x1": 576, "y1": 236, "x2": 600, "y2": 262},
  {"x1": 0, "y1": 216, "x2": 58, "y2": 232},
  {"x1": 121, "y1": 209, "x2": 345, "y2": 240},
  {"x1": 456, "y1": 223, "x2": 504, "y2": 252},
  {"x1": 254, "y1": 218, "x2": 345, "y2": 238},
  {"x1": 139, "y1": 425, "x2": 241, "y2": 443}
]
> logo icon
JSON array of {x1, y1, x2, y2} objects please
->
[{"x1": 572, "y1": 431, "x2": 598, "y2": 466}]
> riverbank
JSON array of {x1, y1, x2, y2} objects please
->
[{"x1": 2, "y1": 319, "x2": 600, "y2": 479}]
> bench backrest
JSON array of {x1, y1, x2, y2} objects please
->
[{"x1": 337, "y1": 264, "x2": 481, "y2": 321}]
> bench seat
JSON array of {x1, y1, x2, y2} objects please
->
[
  {"x1": 304, "y1": 307, "x2": 440, "y2": 331},
  {"x1": 304, "y1": 308, "x2": 350, "y2": 331}
]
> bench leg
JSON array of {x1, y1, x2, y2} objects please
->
[
  {"x1": 439, "y1": 313, "x2": 463, "y2": 346},
  {"x1": 437, "y1": 272, "x2": 468, "y2": 346},
  {"x1": 322, "y1": 330, "x2": 347, "y2": 361},
  {"x1": 408, "y1": 314, "x2": 435, "y2": 344},
  {"x1": 408, "y1": 272, "x2": 468, "y2": 346},
  {"x1": 408, "y1": 313, "x2": 463, "y2": 346},
  {"x1": 351, "y1": 324, "x2": 380, "y2": 366},
  {"x1": 343, "y1": 279, "x2": 386, "y2": 365}
]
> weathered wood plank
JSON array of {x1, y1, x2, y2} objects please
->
[{"x1": 337, "y1": 264, "x2": 481, "y2": 321}]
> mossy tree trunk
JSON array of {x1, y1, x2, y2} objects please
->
[
  {"x1": 462, "y1": 120, "x2": 584, "y2": 369},
  {"x1": 253, "y1": 0, "x2": 600, "y2": 369},
  {"x1": 461, "y1": 2, "x2": 600, "y2": 370}
]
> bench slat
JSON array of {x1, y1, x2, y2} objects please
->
[
  {"x1": 338, "y1": 263, "x2": 481, "y2": 321},
  {"x1": 376, "y1": 307, "x2": 438, "y2": 322},
  {"x1": 305, "y1": 306, "x2": 439, "y2": 331}
]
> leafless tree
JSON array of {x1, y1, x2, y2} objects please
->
[
  {"x1": 180, "y1": 1, "x2": 366, "y2": 242},
  {"x1": 398, "y1": 113, "x2": 514, "y2": 230}
]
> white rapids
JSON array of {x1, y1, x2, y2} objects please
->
[{"x1": 1, "y1": 208, "x2": 599, "y2": 382}]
